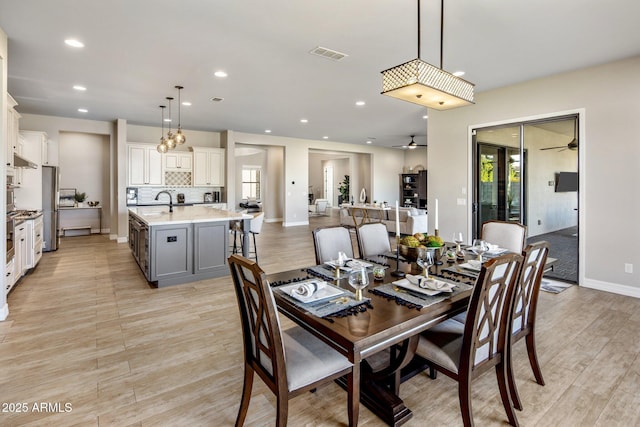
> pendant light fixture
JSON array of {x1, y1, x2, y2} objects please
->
[
  {"x1": 165, "y1": 96, "x2": 176, "y2": 149},
  {"x1": 173, "y1": 85, "x2": 187, "y2": 145},
  {"x1": 156, "y1": 105, "x2": 169, "y2": 153},
  {"x1": 381, "y1": 0, "x2": 475, "y2": 110}
]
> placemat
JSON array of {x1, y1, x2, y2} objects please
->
[
  {"x1": 369, "y1": 280, "x2": 473, "y2": 310},
  {"x1": 440, "y1": 266, "x2": 479, "y2": 284},
  {"x1": 275, "y1": 287, "x2": 371, "y2": 319}
]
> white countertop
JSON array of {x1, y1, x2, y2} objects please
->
[{"x1": 128, "y1": 205, "x2": 251, "y2": 226}]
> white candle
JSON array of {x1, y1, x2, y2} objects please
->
[
  {"x1": 434, "y1": 198, "x2": 439, "y2": 230},
  {"x1": 395, "y1": 200, "x2": 400, "y2": 236}
]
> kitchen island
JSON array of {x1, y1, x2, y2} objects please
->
[{"x1": 128, "y1": 205, "x2": 252, "y2": 287}]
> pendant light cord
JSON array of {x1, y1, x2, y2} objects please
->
[
  {"x1": 417, "y1": 0, "x2": 421, "y2": 59},
  {"x1": 417, "y1": 0, "x2": 445, "y2": 69}
]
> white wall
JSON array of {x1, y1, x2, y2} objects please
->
[
  {"x1": 428, "y1": 55, "x2": 640, "y2": 294},
  {"x1": 1, "y1": 25, "x2": 8, "y2": 319}
]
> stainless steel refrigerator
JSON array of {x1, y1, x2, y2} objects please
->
[{"x1": 42, "y1": 165, "x2": 60, "y2": 251}]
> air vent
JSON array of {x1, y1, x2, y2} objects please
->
[
  {"x1": 210, "y1": 97, "x2": 224, "y2": 102},
  {"x1": 309, "y1": 46, "x2": 348, "y2": 61}
]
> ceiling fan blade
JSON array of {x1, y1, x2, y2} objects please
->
[{"x1": 540, "y1": 146, "x2": 567, "y2": 150}]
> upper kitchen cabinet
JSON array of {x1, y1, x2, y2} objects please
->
[
  {"x1": 164, "y1": 151, "x2": 192, "y2": 171},
  {"x1": 128, "y1": 144, "x2": 164, "y2": 186},
  {"x1": 6, "y1": 94, "x2": 21, "y2": 170},
  {"x1": 191, "y1": 147, "x2": 225, "y2": 187}
]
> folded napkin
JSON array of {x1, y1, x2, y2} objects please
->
[
  {"x1": 291, "y1": 281, "x2": 321, "y2": 298},
  {"x1": 393, "y1": 275, "x2": 455, "y2": 295},
  {"x1": 459, "y1": 260, "x2": 482, "y2": 271}
]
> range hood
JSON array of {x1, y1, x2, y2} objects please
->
[{"x1": 13, "y1": 153, "x2": 38, "y2": 169}]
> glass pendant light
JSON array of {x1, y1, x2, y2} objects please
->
[
  {"x1": 156, "y1": 105, "x2": 169, "y2": 153},
  {"x1": 165, "y1": 96, "x2": 176, "y2": 149},
  {"x1": 173, "y1": 85, "x2": 187, "y2": 145}
]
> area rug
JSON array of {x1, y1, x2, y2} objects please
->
[{"x1": 540, "y1": 278, "x2": 573, "y2": 294}]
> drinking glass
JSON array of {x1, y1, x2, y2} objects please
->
[
  {"x1": 472, "y1": 239, "x2": 489, "y2": 262},
  {"x1": 452, "y1": 232, "x2": 464, "y2": 254},
  {"x1": 348, "y1": 267, "x2": 369, "y2": 301},
  {"x1": 417, "y1": 250, "x2": 435, "y2": 279},
  {"x1": 335, "y1": 251, "x2": 347, "y2": 278}
]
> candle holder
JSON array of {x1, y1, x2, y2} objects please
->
[
  {"x1": 434, "y1": 229, "x2": 439, "y2": 237},
  {"x1": 391, "y1": 236, "x2": 406, "y2": 278}
]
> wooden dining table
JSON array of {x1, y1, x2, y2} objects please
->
[{"x1": 268, "y1": 250, "x2": 477, "y2": 426}]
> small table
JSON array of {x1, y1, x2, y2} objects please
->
[
  {"x1": 59, "y1": 206, "x2": 102, "y2": 236},
  {"x1": 343, "y1": 204, "x2": 391, "y2": 227}
]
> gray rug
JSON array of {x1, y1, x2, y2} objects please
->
[{"x1": 540, "y1": 278, "x2": 573, "y2": 294}]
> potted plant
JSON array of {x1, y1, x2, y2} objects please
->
[
  {"x1": 74, "y1": 191, "x2": 87, "y2": 207},
  {"x1": 338, "y1": 175, "x2": 350, "y2": 205}
]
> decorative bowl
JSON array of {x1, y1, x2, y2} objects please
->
[
  {"x1": 399, "y1": 244, "x2": 427, "y2": 262},
  {"x1": 88, "y1": 201, "x2": 99, "y2": 207}
]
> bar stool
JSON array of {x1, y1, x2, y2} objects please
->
[
  {"x1": 230, "y1": 220, "x2": 243, "y2": 254},
  {"x1": 240, "y1": 213, "x2": 264, "y2": 263}
]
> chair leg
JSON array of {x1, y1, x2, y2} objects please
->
[
  {"x1": 526, "y1": 332, "x2": 545, "y2": 386},
  {"x1": 428, "y1": 363, "x2": 438, "y2": 380},
  {"x1": 232, "y1": 229, "x2": 239, "y2": 254},
  {"x1": 496, "y1": 361, "x2": 519, "y2": 427},
  {"x1": 275, "y1": 393, "x2": 288, "y2": 427},
  {"x1": 458, "y1": 377, "x2": 474, "y2": 427},
  {"x1": 235, "y1": 364, "x2": 254, "y2": 427},
  {"x1": 252, "y1": 232, "x2": 258, "y2": 264},
  {"x1": 506, "y1": 341, "x2": 523, "y2": 411}
]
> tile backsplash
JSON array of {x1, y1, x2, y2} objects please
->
[{"x1": 137, "y1": 186, "x2": 223, "y2": 204}]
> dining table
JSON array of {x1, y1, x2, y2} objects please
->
[{"x1": 268, "y1": 246, "x2": 486, "y2": 426}]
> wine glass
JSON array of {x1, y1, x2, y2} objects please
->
[
  {"x1": 417, "y1": 250, "x2": 434, "y2": 279},
  {"x1": 472, "y1": 239, "x2": 489, "y2": 262},
  {"x1": 335, "y1": 251, "x2": 347, "y2": 278},
  {"x1": 348, "y1": 267, "x2": 369, "y2": 301},
  {"x1": 452, "y1": 232, "x2": 464, "y2": 254}
]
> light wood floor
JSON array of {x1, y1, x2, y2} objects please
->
[{"x1": 2, "y1": 209, "x2": 640, "y2": 426}]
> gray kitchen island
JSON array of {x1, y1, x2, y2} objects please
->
[{"x1": 128, "y1": 205, "x2": 253, "y2": 287}]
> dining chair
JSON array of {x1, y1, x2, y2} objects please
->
[
  {"x1": 228, "y1": 254, "x2": 356, "y2": 426},
  {"x1": 356, "y1": 222, "x2": 391, "y2": 258},
  {"x1": 506, "y1": 240, "x2": 550, "y2": 410},
  {"x1": 411, "y1": 253, "x2": 523, "y2": 427},
  {"x1": 241, "y1": 212, "x2": 265, "y2": 263},
  {"x1": 481, "y1": 220, "x2": 527, "y2": 254},
  {"x1": 313, "y1": 199, "x2": 329, "y2": 215},
  {"x1": 312, "y1": 225, "x2": 355, "y2": 264}
]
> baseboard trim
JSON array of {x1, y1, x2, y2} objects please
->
[
  {"x1": 265, "y1": 217, "x2": 283, "y2": 223},
  {"x1": 0, "y1": 302, "x2": 9, "y2": 321},
  {"x1": 582, "y1": 278, "x2": 640, "y2": 298},
  {"x1": 116, "y1": 236, "x2": 128, "y2": 244},
  {"x1": 282, "y1": 221, "x2": 309, "y2": 227}
]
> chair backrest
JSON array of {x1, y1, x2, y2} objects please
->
[
  {"x1": 249, "y1": 212, "x2": 265, "y2": 234},
  {"x1": 512, "y1": 241, "x2": 549, "y2": 339},
  {"x1": 481, "y1": 220, "x2": 527, "y2": 253},
  {"x1": 228, "y1": 254, "x2": 287, "y2": 394},
  {"x1": 356, "y1": 222, "x2": 391, "y2": 258},
  {"x1": 315, "y1": 199, "x2": 328, "y2": 214},
  {"x1": 461, "y1": 253, "x2": 523, "y2": 375},
  {"x1": 312, "y1": 226, "x2": 354, "y2": 265}
]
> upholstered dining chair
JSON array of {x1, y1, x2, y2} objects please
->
[
  {"x1": 356, "y1": 222, "x2": 391, "y2": 258},
  {"x1": 481, "y1": 220, "x2": 527, "y2": 254},
  {"x1": 506, "y1": 240, "x2": 550, "y2": 410},
  {"x1": 312, "y1": 225, "x2": 354, "y2": 265},
  {"x1": 228, "y1": 254, "x2": 356, "y2": 426},
  {"x1": 411, "y1": 253, "x2": 523, "y2": 427}
]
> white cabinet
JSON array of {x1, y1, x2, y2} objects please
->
[
  {"x1": 192, "y1": 147, "x2": 225, "y2": 186},
  {"x1": 6, "y1": 94, "x2": 20, "y2": 170},
  {"x1": 5, "y1": 258, "x2": 15, "y2": 294},
  {"x1": 15, "y1": 221, "x2": 27, "y2": 280},
  {"x1": 30, "y1": 216, "x2": 43, "y2": 268},
  {"x1": 128, "y1": 144, "x2": 164, "y2": 186},
  {"x1": 16, "y1": 131, "x2": 45, "y2": 210},
  {"x1": 164, "y1": 152, "x2": 192, "y2": 171}
]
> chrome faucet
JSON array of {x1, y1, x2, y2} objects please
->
[{"x1": 155, "y1": 190, "x2": 173, "y2": 213}]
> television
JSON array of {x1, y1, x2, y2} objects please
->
[{"x1": 555, "y1": 172, "x2": 578, "y2": 192}]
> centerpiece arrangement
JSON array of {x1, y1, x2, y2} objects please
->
[{"x1": 399, "y1": 233, "x2": 444, "y2": 261}]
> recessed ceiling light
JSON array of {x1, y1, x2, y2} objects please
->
[
  {"x1": 366, "y1": 140, "x2": 372, "y2": 144},
  {"x1": 181, "y1": 101, "x2": 192, "y2": 106},
  {"x1": 423, "y1": 115, "x2": 428, "y2": 119},
  {"x1": 452, "y1": 70, "x2": 465, "y2": 77},
  {"x1": 265, "y1": 129, "x2": 272, "y2": 133},
  {"x1": 300, "y1": 119, "x2": 308, "y2": 123},
  {"x1": 65, "y1": 39, "x2": 84, "y2": 48},
  {"x1": 323, "y1": 136, "x2": 329, "y2": 139},
  {"x1": 355, "y1": 101, "x2": 365, "y2": 106},
  {"x1": 73, "y1": 85, "x2": 87, "y2": 91},
  {"x1": 164, "y1": 118, "x2": 172, "y2": 122},
  {"x1": 214, "y1": 70, "x2": 228, "y2": 78},
  {"x1": 77, "y1": 108, "x2": 88, "y2": 113}
]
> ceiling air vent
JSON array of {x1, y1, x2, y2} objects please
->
[
  {"x1": 210, "y1": 97, "x2": 224, "y2": 102},
  {"x1": 309, "y1": 46, "x2": 348, "y2": 61}
]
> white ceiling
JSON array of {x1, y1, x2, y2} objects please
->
[{"x1": 1, "y1": 0, "x2": 638, "y2": 148}]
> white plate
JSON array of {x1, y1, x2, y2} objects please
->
[
  {"x1": 346, "y1": 259, "x2": 373, "y2": 269},
  {"x1": 393, "y1": 276, "x2": 455, "y2": 296},
  {"x1": 278, "y1": 280, "x2": 345, "y2": 304}
]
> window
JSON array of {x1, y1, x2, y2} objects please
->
[{"x1": 242, "y1": 167, "x2": 261, "y2": 199}]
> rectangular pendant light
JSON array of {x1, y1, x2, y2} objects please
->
[{"x1": 381, "y1": 58, "x2": 475, "y2": 110}]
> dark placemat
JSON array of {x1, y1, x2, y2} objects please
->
[
  {"x1": 274, "y1": 284, "x2": 372, "y2": 320},
  {"x1": 369, "y1": 280, "x2": 473, "y2": 310}
]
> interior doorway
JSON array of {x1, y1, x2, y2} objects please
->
[
  {"x1": 324, "y1": 166, "x2": 334, "y2": 206},
  {"x1": 472, "y1": 115, "x2": 579, "y2": 283}
]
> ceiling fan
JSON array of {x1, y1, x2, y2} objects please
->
[
  {"x1": 540, "y1": 120, "x2": 578, "y2": 151},
  {"x1": 393, "y1": 135, "x2": 427, "y2": 149}
]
